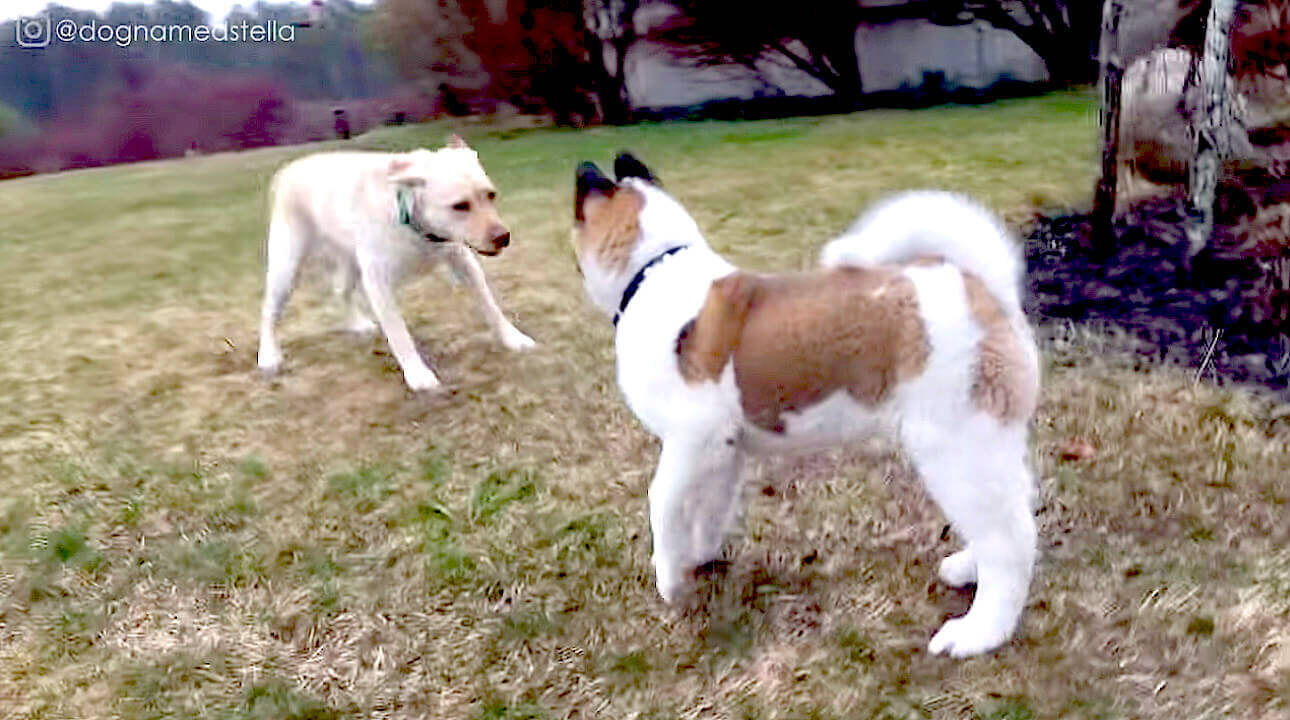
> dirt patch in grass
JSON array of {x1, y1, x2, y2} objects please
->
[{"x1": 1027, "y1": 187, "x2": 1290, "y2": 397}]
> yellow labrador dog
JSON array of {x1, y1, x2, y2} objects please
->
[
  {"x1": 571, "y1": 153, "x2": 1039, "y2": 657},
  {"x1": 257, "y1": 135, "x2": 535, "y2": 391}
]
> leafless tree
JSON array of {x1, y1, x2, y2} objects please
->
[
  {"x1": 932, "y1": 0, "x2": 1102, "y2": 86},
  {"x1": 655, "y1": 0, "x2": 865, "y2": 103},
  {"x1": 376, "y1": 0, "x2": 597, "y2": 123},
  {"x1": 583, "y1": 0, "x2": 638, "y2": 123},
  {"x1": 1091, "y1": 0, "x2": 1126, "y2": 256},
  {"x1": 1184, "y1": 0, "x2": 1238, "y2": 256}
]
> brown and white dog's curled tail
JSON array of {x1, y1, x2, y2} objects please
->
[{"x1": 819, "y1": 191, "x2": 1024, "y2": 320}]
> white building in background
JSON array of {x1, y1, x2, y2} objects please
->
[
  {"x1": 855, "y1": 17, "x2": 1047, "y2": 93},
  {"x1": 623, "y1": 39, "x2": 832, "y2": 110},
  {"x1": 613, "y1": 0, "x2": 1050, "y2": 113}
]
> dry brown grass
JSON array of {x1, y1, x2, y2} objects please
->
[{"x1": 1, "y1": 91, "x2": 1288, "y2": 719}]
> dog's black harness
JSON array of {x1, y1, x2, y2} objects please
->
[{"x1": 613, "y1": 246, "x2": 688, "y2": 327}]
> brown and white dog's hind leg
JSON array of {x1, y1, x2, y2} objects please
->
[
  {"x1": 649, "y1": 427, "x2": 744, "y2": 603},
  {"x1": 443, "y1": 245, "x2": 535, "y2": 352},
  {"x1": 904, "y1": 420, "x2": 1037, "y2": 658}
]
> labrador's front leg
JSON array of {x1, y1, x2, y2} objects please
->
[{"x1": 445, "y1": 246, "x2": 536, "y2": 351}]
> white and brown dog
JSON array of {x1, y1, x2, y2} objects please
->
[
  {"x1": 571, "y1": 153, "x2": 1040, "y2": 657},
  {"x1": 257, "y1": 135, "x2": 535, "y2": 391}
]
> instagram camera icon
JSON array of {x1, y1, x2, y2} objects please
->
[{"x1": 16, "y1": 15, "x2": 52, "y2": 48}]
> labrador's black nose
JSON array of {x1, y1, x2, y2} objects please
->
[{"x1": 494, "y1": 232, "x2": 511, "y2": 248}]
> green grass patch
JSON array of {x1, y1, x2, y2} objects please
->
[
  {"x1": 604, "y1": 649, "x2": 652, "y2": 682},
  {"x1": 1186, "y1": 615, "x2": 1216, "y2": 637},
  {"x1": 835, "y1": 626, "x2": 878, "y2": 666},
  {"x1": 240, "y1": 453, "x2": 271, "y2": 479},
  {"x1": 234, "y1": 679, "x2": 347, "y2": 720},
  {"x1": 471, "y1": 469, "x2": 538, "y2": 524},
  {"x1": 44, "y1": 525, "x2": 98, "y2": 567},
  {"x1": 552, "y1": 511, "x2": 623, "y2": 569},
  {"x1": 500, "y1": 607, "x2": 560, "y2": 643},
  {"x1": 115, "y1": 653, "x2": 236, "y2": 716},
  {"x1": 473, "y1": 699, "x2": 550, "y2": 720},
  {"x1": 428, "y1": 541, "x2": 478, "y2": 588},
  {"x1": 978, "y1": 698, "x2": 1037, "y2": 720},
  {"x1": 326, "y1": 465, "x2": 397, "y2": 513},
  {"x1": 157, "y1": 535, "x2": 267, "y2": 588},
  {"x1": 44, "y1": 606, "x2": 102, "y2": 660}
]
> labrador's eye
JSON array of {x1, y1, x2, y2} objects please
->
[
  {"x1": 453, "y1": 201, "x2": 471, "y2": 212},
  {"x1": 487, "y1": 191, "x2": 497, "y2": 201}
]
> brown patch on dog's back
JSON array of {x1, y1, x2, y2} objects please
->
[
  {"x1": 677, "y1": 267, "x2": 929, "y2": 432},
  {"x1": 576, "y1": 187, "x2": 645, "y2": 272},
  {"x1": 962, "y1": 273, "x2": 1036, "y2": 422},
  {"x1": 677, "y1": 274, "x2": 757, "y2": 382}
]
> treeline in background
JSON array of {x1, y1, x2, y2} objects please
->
[
  {"x1": 0, "y1": 1, "x2": 420, "y2": 179},
  {"x1": 10, "y1": 0, "x2": 1284, "y2": 185}
]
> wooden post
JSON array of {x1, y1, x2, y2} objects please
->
[
  {"x1": 1090, "y1": 0, "x2": 1125, "y2": 258},
  {"x1": 1184, "y1": 0, "x2": 1237, "y2": 258}
]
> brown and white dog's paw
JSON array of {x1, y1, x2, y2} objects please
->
[
  {"x1": 654, "y1": 558, "x2": 692, "y2": 606},
  {"x1": 928, "y1": 616, "x2": 1009, "y2": 658},
  {"x1": 938, "y1": 548, "x2": 977, "y2": 588}
]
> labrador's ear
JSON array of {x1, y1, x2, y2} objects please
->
[
  {"x1": 388, "y1": 156, "x2": 424, "y2": 186},
  {"x1": 575, "y1": 161, "x2": 617, "y2": 221},
  {"x1": 446, "y1": 133, "x2": 469, "y2": 149},
  {"x1": 613, "y1": 152, "x2": 659, "y2": 185}
]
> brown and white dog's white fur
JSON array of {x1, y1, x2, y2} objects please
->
[
  {"x1": 257, "y1": 135, "x2": 535, "y2": 391},
  {"x1": 572, "y1": 154, "x2": 1040, "y2": 657}
]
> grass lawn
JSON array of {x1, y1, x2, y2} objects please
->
[{"x1": 2, "y1": 90, "x2": 1289, "y2": 719}]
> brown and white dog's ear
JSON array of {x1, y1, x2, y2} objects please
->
[
  {"x1": 575, "y1": 161, "x2": 616, "y2": 222},
  {"x1": 446, "y1": 133, "x2": 469, "y2": 149},
  {"x1": 613, "y1": 152, "x2": 659, "y2": 185},
  {"x1": 387, "y1": 155, "x2": 424, "y2": 186}
]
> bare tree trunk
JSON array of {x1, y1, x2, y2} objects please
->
[
  {"x1": 1091, "y1": 0, "x2": 1125, "y2": 257},
  {"x1": 1184, "y1": 0, "x2": 1237, "y2": 257},
  {"x1": 583, "y1": 0, "x2": 635, "y2": 124},
  {"x1": 964, "y1": 0, "x2": 1102, "y2": 87},
  {"x1": 815, "y1": 23, "x2": 864, "y2": 105},
  {"x1": 610, "y1": 34, "x2": 633, "y2": 122}
]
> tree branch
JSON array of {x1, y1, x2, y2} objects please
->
[{"x1": 767, "y1": 38, "x2": 841, "y2": 88}]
